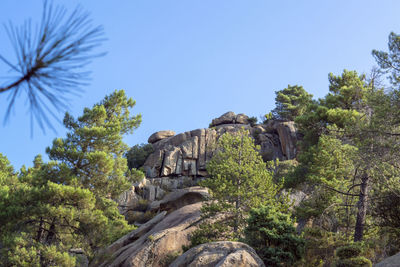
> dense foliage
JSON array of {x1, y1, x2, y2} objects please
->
[
  {"x1": 272, "y1": 85, "x2": 313, "y2": 121},
  {"x1": 0, "y1": 90, "x2": 140, "y2": 266},
  {"x1": 244, "y1": 205, "x2": 305, "y2": 266},
  {"x1": 126, "y1": 143, "x2": 154, "y2": 170}
]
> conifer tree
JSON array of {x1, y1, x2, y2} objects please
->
[{"x1": 199, "y1": 128, "x2": 280, "y2": 239}]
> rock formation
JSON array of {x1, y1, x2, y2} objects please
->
[
  {"x1": 93, "y1": 203, "x2": 203, "y2": 267},
  {"x1": 170, "y1": 241, "x2": 265, "y2": 267},
  {"x1": 103, "y1": 111, "x2": 301, "y2": 266},
  {"x1": 117, "y1": 111, "x2": 300, "y2": 224},
  {"x1": 143, "y1": 111, "x2": 299, "y2": 179}
]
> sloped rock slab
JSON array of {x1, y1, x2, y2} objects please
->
[{"x1": 170, "y1": 241, "x2": 265, "y2": 267}]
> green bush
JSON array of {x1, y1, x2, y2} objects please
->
[
  {"x1": 334, "y1": 243, "x2": 371, "y2": 267},
  {"x1": 127, "y1": 168, "x2": 145, "y2": 183},
  {"x1": 243, "y1": 205, "x2": 305, "y2": 266},
  {"x1": 336, "y1": 243, "x2": 363, "y2": 259},
  {"x1": 334, "y1": 256, "x2": 372, "y2": 267},
  {"x1": 126, "y1": 143, "x2": 154, "y2": 169},
  {"x1": 248, "y1": 116, "x2": 258, "y2": 126}
]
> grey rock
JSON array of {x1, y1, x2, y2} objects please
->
[
  {"x1": 149, "y1": 186, "x2": 209, "y2": 212},
  {"x1": 374, "y1": 252, "x2": 400, "y2": 267},
  {"x1": 170, "y1": 241, "x2": 265, "y2": 267},
  {"x1": 276, "y1": 121, "x2": 297, "y2": 159},
  {"x1": 148, "y1": 130, "x2": 175, "y2": 144},
  {"x1": 95, "y1": 203, "x2": 203, "y2": 267},
  {"x1": 210, "y1": 111, "x2": 237, "y2": 127},
  {"x1": 235, "y1": 113, "x2": 249, "y2": 124}
]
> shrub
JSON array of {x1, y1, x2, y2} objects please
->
[
  {"x1": 334, "y1": 257, "x2": 372, "y2": 267},
  {"x1": 126, "y1": 143, "x2": 154, "y2": 169},
  {"x1": 127, "y1": 168, "x2": 145, "y2": 183},
  {"x1": 334, "y1": 243, "x2": 372, "y2": 267},
  {"x1": 248, "y1": 116, "x2": 258, "y2": 126},
  {"x1": 336, "y1": 243, "x2": 363, "y2": 259},
  {"x1": 243, "y1": 205, "x2": 305, "y2": 266}
]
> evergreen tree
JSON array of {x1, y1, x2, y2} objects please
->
[
  {"x1": 46, "y1": 90, "x2": 142, "y2": 200},
  {"x1": 244, "y1": 205, "x2": 305, "y2": 266},
  {"x1": 272, "y1": 85, "x2": 313, "y2": 121},
  {"x1": 199, "y1": 128, "x2": 281, "y2": 240}
]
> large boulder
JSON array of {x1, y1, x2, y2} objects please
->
[
  {"x1": 170, "y1": 241, "x2": 265, "y2": 267},
  {"x1": 210, "y1": 111, "x2": 250, "y2": 127},
  {"x1": 148, "y1": 130, "x2": 175, "y2": 144},
  {"x1": 149, "y1": 186, "x2": 209, "y2": 213},
  {"x1": 118, "y1": 186, "x2": 140, "y2": 215},
  {"x1": 374, "y1": 252, "x2": 400, "y2": 267},
  {"x1": 94, "y1": 202, "x2": 203, "y2": 267},
  {"x1": 210, "y1": 111, "x2": 237, "y2": 126},
  {"x1": 276, "y1": 121, "x2": 297, "y2": 160}
]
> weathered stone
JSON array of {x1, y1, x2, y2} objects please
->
[
  {"x1": 257, "y1": 133, "x2": 283, "y2": 161},
  {"x1": 144, "y1": 185, "x2": 156, "y2": 201},
  {"x1": 183, "y1": 159, "x2": 197, "y2": 176},
  {"x1": 96, "y1": 203, "x2": 203, "y2": 267},
  {"x1": 180, "y1": 136, "x2": 199, "y2": 159},
  {"x1": 276, "y1": 121, "x2": 297, "y2": 159},
  {"x1": 170, "y1": 241, "x2": 265, "y2": 267},
  {"x1": 160, "y1": 147, "x2": 180, "y2": 176},
  {"x1": 143, "y1": 149, "x2": 164, "y2": 178},
  {"x1": 211, "y1": 111, "x2": 237, "y2": 126},
  {"x1": 235, "y1": 113, "x2": 249, "y2": 124},
  {"x1": 143, "y1": 114, "x2": 299, "y2": 179},
  {"x1": 155, "y1": 186, "x2": 166, "y2": 200},
  {"x1": 118, "y1": 186, "x2": 140, "y2": 215},
  {"x1": 70, "y1": 249, "x2": 89, "y2": 267},
  {"x1": 149, "y1": 186, "x2": 209, "y2": 213},
  {"x1": 205, "y1": 129, "x2": 217, "y2": 163},
  {"x1": 92, "y1": 212, "x2": 167, "y2": 264},
  {"x1": 375, "y1": 252, "x2": 400, "y2": 267},
  {"x1": 196, "y1": 129, "x2": 207, "y2": 171},
  {"x1": 148, "y1": 130, "x2": 175, "y2": 144}
]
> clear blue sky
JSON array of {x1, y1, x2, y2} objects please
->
[{"x1": 1, "y1": 0, "x2": 399, "y2": 170}]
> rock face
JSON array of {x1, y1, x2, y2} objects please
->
[
  {"x1": 170, "y1": 241, "x2": 265, "y2": 267},
  {"x1": 149, "y1": 186, "x2": 209, "y2": 213},
  {"x1": 210, "y1": 111, "x2": 250, "y2": 127},
  {"x1": 374, "y1": 252, "x2": 400, "y2": 267},
  {"x1": 148, "y1": 130, "x2": 176, "y2": 144},
  {"x1": 93, "y1": 203, "x2": 203, "y2": 267},
  {"x1": 276, "y1": 121, "x2": 297, "y2": 159},
  {"x1": 143, "y1": 112, "x2": 299, "y2": 179}
]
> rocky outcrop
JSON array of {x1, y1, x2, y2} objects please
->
[
  {"x1": 149, "y1": 186, "x2": 209, "y2": 213},
  {"x1": 148, "y1": 130, "x2": 176, "y2": 144},
  {"x1": 93, "y1": 203, "x2": 203, "y2": 267},
  {"x1": 170, "y1": 241, "x2": 265, "y2": 267},
  {"x1": 143, "y1": 112, "x2": 299, "y2": 179},
  {"x1": 276, "y1": 121, "x2": 297, "y2": 159},
  {"x1": 374, "y1": 252, "x2": 400, "y2": 267},
  {"x1": 210, "y1": 111, "x2": 250, "y2": 127}
]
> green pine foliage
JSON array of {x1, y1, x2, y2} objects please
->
[
  {"x1": 334, "y1": 243, "x2": 372, "y2": 267},
  {"x1": 126, "y1": 143, "x2": 154, "y2": 170},
  {"x1": 244, "y1": 205, "x2": 305, "y2": 266},
  {"x1": 272, "y1": 85, "x2": 313, "y2": 121},
  {"x1": 0, "y1": 90, "x2": 140, "y2": 266},
  {"x1": 201, "y1": 128, "x2": 281, "y2": 238}
]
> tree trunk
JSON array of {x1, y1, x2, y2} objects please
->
[{"x1": 354, "y1": 174, "x2": 370, "y2": 242}]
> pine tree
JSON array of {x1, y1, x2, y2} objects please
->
[{"x1": 199, "y1": 128, "x2": 281, "y2": 240}]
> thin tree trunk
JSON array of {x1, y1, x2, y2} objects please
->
[{"x1": 354, "y1": 173, "x2": 370, "y2": 242}]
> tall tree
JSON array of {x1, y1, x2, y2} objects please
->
[
  {"x1": 295, "y1": 69, "x2": 400, "y2": 242},
  {"x1": 200, "y1": 128, "x2": 280, "y2": 239},
  {"x1": 272, "y1": 85, "x2": 313, "y2": 121},
  {"x1": 46, "y1": 90, "x2": 141, "y2": 200}
]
